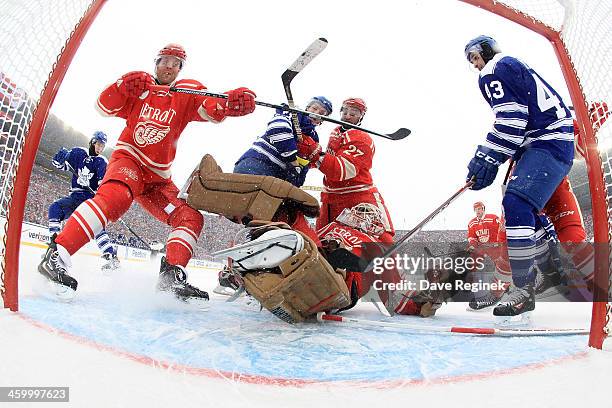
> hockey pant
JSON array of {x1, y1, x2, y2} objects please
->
[
  {"x1": 55, "y1": 156, "x2": 203, "y2": 267},
  {"x1": 317, "y1": 190, "x2": 395, "y2": 244},
  {"x1": 48, "y1": 193, "x2": 115, "y2": 255},
  {"x1": 503, "y1": 148, "x2": 571, "y2": 288}
]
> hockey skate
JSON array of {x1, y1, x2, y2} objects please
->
[
  {"x1": 467, "y1": 287, "x2": 506, "y2": 311},
  {"x1": 100, "y1": 252, "x2": 120, "y2": 276},
  {"x1": 156, "y1": 257, "x2": 209, "y2": 307},
  {"x1": 467, "y1": 281, "x2": 509, "y2": 311},
  {"x1": 493, "y1": 283, "x2": 535, "y2": 326},
  {"x1": 212, "y1": 266, "x2": 245, "y2": 300},
  {"x1": 37, "y1": 235, "x2": 77, "y2": 301},
  {"x1": 534, "y1": 268, "x2": 569, "y2": 300}
]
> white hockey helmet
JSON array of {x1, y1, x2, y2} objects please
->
[{"x1": 336, "y1": 202, "x2": 385, "y2": 237}]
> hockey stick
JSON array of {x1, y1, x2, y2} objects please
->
[
  {"x1": 63, "y1": 162, "x2": 162, "y2": 252},
  {"x1": 361, "y1": 180, "x2": 474, "y2": 316},
  {"x1": 380, "y1": 180, "x2": 474, "y2": 261},
  {"x1": 149, "y1": 85, "x2": 411, "y2": 141},
  {"x1": 316, "y1": 313, "x2": 588, "y2": 337},
  {"x1": 282, "y1": 37, "x2": 328, "y2": 141}
]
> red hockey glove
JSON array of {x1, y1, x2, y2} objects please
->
[
  {"x1": 117, "y1": 71, "x2": 153, "y2": 98},
  {"x1": 225, "y1": 87, "x2": 256, "y2": 116},
  {"x1": 297, "y1": 136, "x2": 322, "y2": 164}
]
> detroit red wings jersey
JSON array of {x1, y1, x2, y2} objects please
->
[
  {"x1": 320, "y1": 127, "x2": 375, "y2": 201},
  {"x1": 467, "y1": 214, "x2": 503, "y2": 246},
  {"x1": 317, "y1": 221, "x2": 378, "y2": 256},
  {"x1": 97, "y1": 78, "x2": 218, "y2": 179}
]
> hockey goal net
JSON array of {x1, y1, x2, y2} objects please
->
[
  {"x1": 0, "y1": 0, "x2": 105, "y2": 310},
  {"x1": 0, "y1": 0, "x2": 611, "y2": 349},
  {"x1": 461, "y1": 0, "x2": 612, "y2": 349}
]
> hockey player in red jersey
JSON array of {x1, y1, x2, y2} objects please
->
[
  {"x1": 465, "y1": 201, "x2": 512, "y2": 310},
  {"x1": 37, "y1": 43, "x2": 256, "y2": 303},
  {"x1": 540, "y1": 101, "x2": 611, "y2": 297},
  {"x1": 298, "y1": 98, "x2": 395, "y2": 243},
  {"x1": 318, "y1": 202, "x2": 387, "y2": 310}
]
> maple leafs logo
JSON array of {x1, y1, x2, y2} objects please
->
[{"x1": 77, "y1": 167, "x2": 93, "y2": 187}]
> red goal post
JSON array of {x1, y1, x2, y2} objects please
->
[
  {"x1": 460, "y1": 0, "x2": 612, "y2": 349},
  {"x1": 0, "y1": 0, "x2": 610, "y2": 350},
  {"x1": 0, "y1": 0, "x2": 106, "y2": 311}
]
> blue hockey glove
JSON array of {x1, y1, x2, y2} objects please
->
[
  {"x1": 466, "y1": 145, "x2": 508, "y2": 190},
  {"x1": 52, "y1": 148, "x2": 70, "y2": 170}
]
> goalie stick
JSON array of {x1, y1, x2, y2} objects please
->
[
  {"x1": 361, "y1": 180, "x2": 475, "y2": 316},
  {"x1": 282, "y1": 37, "x2": 328, "y2": 141},
  {"x1": 149, "y1": 85, "x2": 411, "y2": 141},
  {"x1": 316, "y1": 313, "x2": 588, "y2": 337}
]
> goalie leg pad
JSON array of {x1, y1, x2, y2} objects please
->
[
  {"x1": 187, "y1": 154, "x2": 319, "y2": 223},
  {"x1": 242, "y1": 232, "x2": 350, "y2": 323}
]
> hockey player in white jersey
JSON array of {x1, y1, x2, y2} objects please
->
[{"x1": 464, "y1": 36, "x2": 574, "y2": 323}]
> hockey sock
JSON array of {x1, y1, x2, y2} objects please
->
[
  {"x1": 166, "y1": 205, "x2": 203, "y2": 267},
  {"x1": 95, "y1": 230, "x2": 115, "y2": 255},
  {"x1": 56, "y1": 181, "x2": 133, "y2": 255},
  {"x1": 502, "y1": 193, "x2": 538, "y2": 287}
]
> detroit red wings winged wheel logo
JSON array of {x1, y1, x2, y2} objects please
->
[{"x1": 133, "y1": 121, "x2": 171, "y2": 147}]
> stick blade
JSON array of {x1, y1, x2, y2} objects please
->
[
  {"x1": 385, "y1": 128, "x2": 411, "y2": 140},
  {"x1": 281, "y1": 38, "x2": 328, "y2": 84}
]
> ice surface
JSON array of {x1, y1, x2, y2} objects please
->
[{"x1": 1, "y1": 243, "x2": 610, "y2": 407}]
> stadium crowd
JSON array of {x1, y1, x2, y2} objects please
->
[{"x1": 24, "y1": 165, "x2": 593, "y2": 259}]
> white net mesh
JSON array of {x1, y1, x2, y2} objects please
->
[{"x1": 0, "y1": 0, "x2": 96, "y2": 304}]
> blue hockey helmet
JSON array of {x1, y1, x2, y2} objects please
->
[
  {"x1": 91, "y1": 130, "x2": 108, "y2": 145},
  {"x1": 464, "y1": 35, "x2": 501, "y2": 63},
  {"x1": 307, "y1": 96, "x2": 333, "y2": 116}
]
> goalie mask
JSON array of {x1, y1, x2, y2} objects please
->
[{"x1": 336, "y1": 203, "x2": 385, "y2": 237}]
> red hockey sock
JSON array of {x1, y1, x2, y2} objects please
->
[
  {"x1": 165, "y1": 205, "x2": 203, "y2": 267},
  {"x1": 55, "y1": 181, "x2": 132, "y2": 255}
]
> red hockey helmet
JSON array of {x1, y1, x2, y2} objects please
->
[
  {"x1": 473, "y1": 201, "x2": 485, "y2": 210},
  {"x1": 156, "y1": 43, "x2": 187, "y2": 67},
  {"x1": 342, "y1": 97, "x2": 367, "y2": 115}
]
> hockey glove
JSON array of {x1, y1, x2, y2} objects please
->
[
  {"x1": 52, "y1": 148, "x2": 69, "y2": 170},
  {"x1": 466, "y1": 145, "x2": 508, "y2": 190},
  {"x1": 225, "y1": 87, "x2": 256, "y2": 116},
  {"x1": 297, "y1": 136, "x2": 322, "y2": 166},
  {"x1": 117, "y1": 71, "x2": 153, "y2": 98}
]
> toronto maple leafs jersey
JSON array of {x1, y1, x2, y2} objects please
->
[
  {"x1": 238, "y1": 111, "x2": 319, "y2": 170},
  {"x1": 63, "y1": 147, "x2": 108, "y2": 197},
  {"x1": 478, "y1": 54, "x2": 574, "y2": 165}
]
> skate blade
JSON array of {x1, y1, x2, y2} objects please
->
[
  {"x1": 212, "y1": 285, "x2": 236, "y2": 296},
  {"x1": 184, "y1": 297, "x2": 210, "y2": 310},
  {"x1": 494, "y1": 311, "x2": 532, "y2": 327},
  {"x1": 49, "y1": 282, "x2": 76, "y2": 302}
]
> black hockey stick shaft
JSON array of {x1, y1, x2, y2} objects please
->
[
  {"x1": 376, "y1": 180, "x2": 474, "y2": 261},
  {"x1": 149, "y1": 85, "x2": 411, "y2": 141},
  {"x1": 361, "y1": 180, "x2": 474, "y2": 316},
  {"x1": 282, "y1": 38, "x2": 328, "y2": 141}
]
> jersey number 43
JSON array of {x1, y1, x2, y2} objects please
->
[{"x1": 485, "y1": 73, "x2": 565, "y2": 119}]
